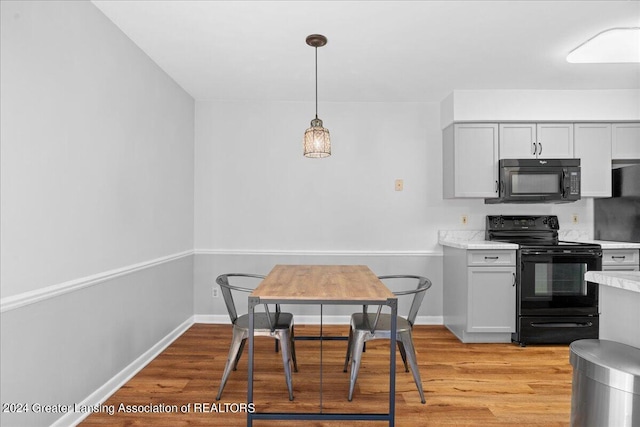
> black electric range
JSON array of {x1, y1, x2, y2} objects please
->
[{"x1": 486, "y1": 215, "x2": 602, "y2": 346}]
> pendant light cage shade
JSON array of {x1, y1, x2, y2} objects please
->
[
  {"x1": 303, "y1": 118, "x2": 331, "y2": 158},
  {"x1": 303, "y1": 34, "x2": 331, "y2": 158}
]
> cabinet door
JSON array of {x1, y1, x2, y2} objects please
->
[
  {"x1": 444, "y1": 123, "x2": 498, "y2": 198},
  {"x1": 574, "y1": 123, "x2": 611, "y2": 197},
  {"x1": 467, "y1": 267, "x2": 516, "y2": 333},
  {"x1": 537, "y1": 123, "x2": 573, "y2": 158},
  {"x1": 612, "y1": 123, "x2": 640, "y2": 160},
  {"x1": 499, "y1": 123, "x2": 536, "y2": 159}
]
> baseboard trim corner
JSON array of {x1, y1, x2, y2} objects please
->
[{"x1": 50, "y1": 316, "x2": 195, "y2": 427}]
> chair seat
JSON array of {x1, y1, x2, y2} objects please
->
[
  {"x1": 351, "y1": 313, "x2": 412, "y2": 333},
  {"x1": 235, "y1": 312, "x2": 294, "y2": 331}
]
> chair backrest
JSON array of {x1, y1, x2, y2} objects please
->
[
  {"x1": 216, "y1": 274, "x2": 266, "y2": 325},
  {"x1": 378, "y1": 275, "x2": 432, "y2": 327}
]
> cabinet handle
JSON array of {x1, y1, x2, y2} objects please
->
[
  {"x1": 484, "y1": 256, "x2": 499, "y2": 260},
  {"x1": 538, "y1": 142, "x2": 542, "y2": 156},
  {"x1": 611, "y1": 256, "x2": 626, "y2": 260},
  {"x1": 532, "y1": 142, "x2": 537, "y2": 155},
  {"x1": 495, "y1": 180, "x2": 499, "y2": 193},
  {"x1": 512, "y1": 272, "x2": 516, "y2": 286}
]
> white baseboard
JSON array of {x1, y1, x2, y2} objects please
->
[
  {"x1": 194, "y1": 314, "x2": 443, "y2": 325},
  {"x1": 193, "y1": 314, "x2": 230, "y2": 324},
  {"x1": 51, "y1": 316, "x2": 195, "y2": 427}
]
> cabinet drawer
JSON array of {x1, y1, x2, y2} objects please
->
[
  {"x1": 603, "y1": 265, "x2": 639, "y2": 272},
  {"x1": 467, "y1": 250, "x2": 515, "y2": 266},
  {"x1": 602, "y1": 249, "x2": 639, "y2": 266}
]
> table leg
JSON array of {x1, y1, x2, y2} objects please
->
[
  {"x1": 389, "y1": 298, "x2": 397, "y2": 427},
  {"x1": 247, "y1": 296, "x2": 259, "y2": 427}
]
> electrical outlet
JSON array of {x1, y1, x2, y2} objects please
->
[
  {"x1": 395, "y1": 179, "x2": 404, "y2": 191},
  {"x1": 213, "y1": 288, "x2": 219, "y2": 298},
  {"x1": 461, "y1": 215, "x2": 468, "y2": 226},
  {"x1": 572, "y1": 214, "x2": 579, "y2": 224}
]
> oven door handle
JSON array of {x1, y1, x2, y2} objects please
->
[{"x1": 529, "y1": 321, "x2": 593, "y2": 328}]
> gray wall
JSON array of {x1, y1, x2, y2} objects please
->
[
  {"x1": 0, "y1": 2, "x2": 195, "y2": 426},
  {"x1": 192, "y1": 99, "x2": 595, "y2": 322}
]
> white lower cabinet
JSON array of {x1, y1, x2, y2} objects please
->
[
  {"x1": 444, "y1": 247, "x2": 516, "y2": 343},
  {"x1": 468, "y1": 267, "x2": 516, "y2": 333}
]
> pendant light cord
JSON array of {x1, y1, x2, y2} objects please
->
[{"x1": 315, "y1": 46, "x2": 318, "y2": 119}]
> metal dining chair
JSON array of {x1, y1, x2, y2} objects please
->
[
  {"x1": 215, "y1": 273, "x2": 298, "y2": 401},
  {"x1": 343, "y1": 275, "x2": 432, "y2": 403}
]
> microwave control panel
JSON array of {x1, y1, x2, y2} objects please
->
[{"x1": 569, "y1": 171, "x2": 579, "y2": 195}]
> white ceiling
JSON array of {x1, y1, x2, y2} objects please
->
[{"x1": 92, "y1": 0, "x2": 640, "y2": 103}]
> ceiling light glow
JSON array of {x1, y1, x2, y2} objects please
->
[{"x1": 567, "y1": 27, "x2": 640, "y2": 63}]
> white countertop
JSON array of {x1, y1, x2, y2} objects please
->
[
  {"x1": 577, "y1": 240, "x2": 640, "y2": 250},
  {"x1": 438, "y1": 230, "x2": 518, "y2": 250},
  {"x1": 585, "y1": 271, "x2": 640, "y2": 293},
  {"x1": 438, "y1": 230, "x2": 640, "y2": 250}
]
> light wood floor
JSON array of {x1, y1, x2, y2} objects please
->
[{"x1": 80, "y1": 324, "x2": 573, "y2": 426}]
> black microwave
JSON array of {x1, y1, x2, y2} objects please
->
[{"x1": 486, "y1": 158, "x2": 581, "y2": 204}]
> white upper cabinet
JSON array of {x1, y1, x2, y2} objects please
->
[
  {"x1": 574, "y1": 123, "x2": 612, "y2": 198},
  {"x1": 612, "y1": 123, "x2": 640, "y2": 160},
  {"x1": 499, "y1": 123, "x2": 573, "y2": 159},
  {"x1": 498, "y1": 124, "x2": 536, "y2": 158},
  {"x1": 443, "y1": 123, "x2": 498, "y2": 198},
  {"x1": 537, "y1": 124, "x2": 574, "y2": 158}
]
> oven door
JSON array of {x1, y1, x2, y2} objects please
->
[{"x1": 518, "y1": 249, "x2": 601, "y2": 316}]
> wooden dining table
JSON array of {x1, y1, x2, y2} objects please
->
[{"x1": 247, "y1": 264, "x2": 398, "y2": 426}]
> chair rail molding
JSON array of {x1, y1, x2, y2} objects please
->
[
  {"x1": 194, "y1": 249, "x2": 442, "y2": 257},
  {"x1": 0, "y1": 250, "x2": 194, "y2": 313}
]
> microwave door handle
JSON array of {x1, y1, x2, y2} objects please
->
[{"x1": 560, "y1": 170, "x2": 567, "y2": 198}]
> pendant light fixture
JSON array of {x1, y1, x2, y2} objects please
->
[{"x1": 303, "y1": 34, "x2": 331, "y2": 158}]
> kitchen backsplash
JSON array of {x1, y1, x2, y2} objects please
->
[{"x1": 439, "y1": 229, "x2": 591, "y2": 244}]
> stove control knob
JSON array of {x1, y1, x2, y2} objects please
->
[{"x1": 548, "y1": 217, "x2": 558, "y2": 229}]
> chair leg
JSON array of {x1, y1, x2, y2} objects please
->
[
  {"x1": 397, "y1": 341, "x2": 409, "y2": 372},
  {"x1": 277, "y1": 331, "x2": 294, "y2": 401},
  {"x1": 217, "y1": 329, "x2": 245, "y2": 400},
  {"x1": 348, "y1": 332, "x2": 368, "y2": 401},
  {"x1": 290, "y1": 324, "x2": 298, "y2": 372},
  {"x1": 233, "y1": 339, "x2": 246, "y2": 371},
  {"x1": 400, "y1": 332, "x2": 426, "y2": 404},
  {"x1": 343, "y1": 326, "x2": 353, "y2": 372}
]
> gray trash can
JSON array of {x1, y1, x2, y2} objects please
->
[{"x1": 570, "y1": 339, "x2": 640, "y2": 427}]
